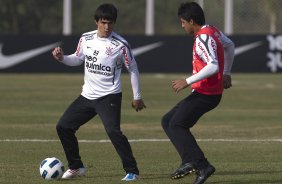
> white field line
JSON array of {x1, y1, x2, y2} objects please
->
[{"x1": 1, "y1": 138, "x2": 282, "y2": 143}]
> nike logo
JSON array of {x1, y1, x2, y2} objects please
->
[
  {"x1": 0, "y1": 40, "x2": 262, "y2": 69},
  {"x1": 0, "y1": 42, "x2": 61, "y2": 69},
  {"x1": 234, "y1": 41, "x2": 263, "y2": 56},
  {"x1": 132, "y1": 42, "x2": 163, "y2": 56},
  {"x1": 131, "y1": 41, "x2": 263, "y2": 57}
]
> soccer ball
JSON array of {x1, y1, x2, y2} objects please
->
[{"x1": 39, "y1": 157, "x2": 65, "y2": 180}]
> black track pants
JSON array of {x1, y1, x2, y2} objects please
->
[
  {"x1": 161, "y1": 92, "x2": 221, "y2": 169},
  {"x1": 56, "y1": 93, "x2": 139, "y2": 174}
]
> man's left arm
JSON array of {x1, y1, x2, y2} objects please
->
[
  {"x1": 220, "y1": 32, "x2": 235, "y2": 89},
  {"x1": 129, "y1": 62, "x2": 146, "y2": 111},
  {"x1": 122, "y1": 46, "x2": 146, "y2": 111}
]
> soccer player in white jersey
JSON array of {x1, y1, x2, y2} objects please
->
[
  {"x1": 161, "y1": 2, "x2": 234, "y2": 184},
  {"x1": 52, "y1": 3, "x2": 145, "y2": 181}
]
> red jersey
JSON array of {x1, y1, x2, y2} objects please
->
[{"x1": 191, "y1": 25, "x2": 224, "y2": 95}]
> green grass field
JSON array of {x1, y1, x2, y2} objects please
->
[{"x1": 0, "y1": 73, "x2": 282, "y2": 184}]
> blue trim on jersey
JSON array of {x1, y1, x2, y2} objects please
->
[{"x1": 112, "y1": 36, "x2": 133, "y2": 59}]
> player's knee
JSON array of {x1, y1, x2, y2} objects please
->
[
  {"x1": 161, "y1": 115, "x2": 170, "y2": 130},
  {"x1": 56, "y1": 122, "x2": 73, "y2": 132},
  {"x1": 56, "y1": 118, "x2": 78, "y2": 131},
  {"x1": 170, "y1": 120, "x2": 195, "y2": 129},
  {"x1": 56, "y1": 123, "x2": 65, "y2": 133},
  {"x1": 56, "y1": 123, "x2": 77, "y2": 138},
  {"x1": 106, "y1": 127, "x2": 121, "y2": 137}
]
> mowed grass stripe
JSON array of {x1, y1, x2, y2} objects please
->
[{"x1": 2, "y1": 138, "x2": 282, "y2": 142}]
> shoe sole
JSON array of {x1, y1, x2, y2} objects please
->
[
  {"x1": 170, "y1": 169, "x2": 196, "y2": 180},
  {"x1": 121, "y1": 178, "x2": 139, "y2": 181},
  {"x1": 61, "y1": 175, "x2": 86, "y2": 180},
  {"x1": 121, "y1": 176, "x2": 139, "y2": 181},
  {"x1": 61, "y1": 170, "x2": 87, "y2": 179}
]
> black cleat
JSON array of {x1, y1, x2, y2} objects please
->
[
  {"x1": 193, "y1": 164, "x2": 215, "y2": 184},
  {"x1": 170, "y1": 162, "x2": 197, "y2": 179}
]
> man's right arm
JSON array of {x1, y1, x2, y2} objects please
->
[
  {"x1": 52, "y1": 38, "x2": 85, "y2": 66},
  {"x1": 52, "y1": 47, "x2": 64, "y2": 61},
  {"x1": 52, "y1": 47, "x2": 83, "y2": 66}
]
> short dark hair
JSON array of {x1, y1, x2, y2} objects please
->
[
  {"x1": 178, "y1": 2, "x2": 205, "y2": 25},
  {"x1": 94, "y1": 3, "x2": 117, "y2": 22}
]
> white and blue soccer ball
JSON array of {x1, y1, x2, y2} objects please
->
[{"x1": 39, "y1": 157, "x2": 65, "y2": 180}]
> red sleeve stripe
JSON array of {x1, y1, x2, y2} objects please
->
[{"x1": 121, "y1": 46, "x2": 130, "y2": 65}]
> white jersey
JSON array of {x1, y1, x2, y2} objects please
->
[{"x1": 60, "y1": 30, "x2": 142, "y2": 100}]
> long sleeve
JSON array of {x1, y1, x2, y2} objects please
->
[
  {"x1": 129, "y1": 62, "x2": 142, "y2": 100},
  {"x1": 121, "y1": 46, "x2": 142, "y2": 100},
  {"x1": 60, "y1": 37, "x2": 85, "y2": 66},
  {"x1": 220, "y1": 32, "x2": 235, "y2": 75},
  {"x1": 60, "y1": 54, "x2": 84, "y2": 66},
  {"x1": 186, "y1": 61, "x2": 218, "y2": 85}
]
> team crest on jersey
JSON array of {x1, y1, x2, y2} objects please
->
[{"x1": 105, "y1": 47, "x2": 113, "y2": 55}]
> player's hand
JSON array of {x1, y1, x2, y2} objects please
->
[
  {"x1": 131, "y1": 99, "x2": 146, "y2": 112},
  {"x1": 223, "y1": 74, "x2": 232, "y2": 89},
  {"x1": 172, "y1": 79, "x2": 189, "y2": 93},
  {"x1": 52, "y1": 47, "x2": 64, "y2": 61}
]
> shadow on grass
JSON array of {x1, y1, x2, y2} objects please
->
[
  {"x1": 217, "y1": 170, "x2": 281, "y2": 176},
  {"x1": 210, "y1": 180, "x2": 282, "y2": 184},
  {"x1": 210, "y1": 170, "x2": 282, "y2": 184},
  {"x1": 135, "y1": 171, "x2": 282, "y2": 184},
  {"x1": 57, "y1": 171, "x2": 282, "y2": 183},
  {"x1": 139, "y1": 173, "x2": 170, "y2": 180}
]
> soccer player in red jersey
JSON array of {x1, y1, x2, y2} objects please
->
[{"x1": 161, "y1": 2, "x2": 234, "y2": 184}]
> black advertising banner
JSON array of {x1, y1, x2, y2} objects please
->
[
  {"x1": 230, "y1": 35, "x2": 282, "y2": 73},
  {"x1": 0, "y1": 35, "x2": 82, "y2": 73},
  {"x1": 0, "y1": 35, "x2": 281, "y2": 73}
]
